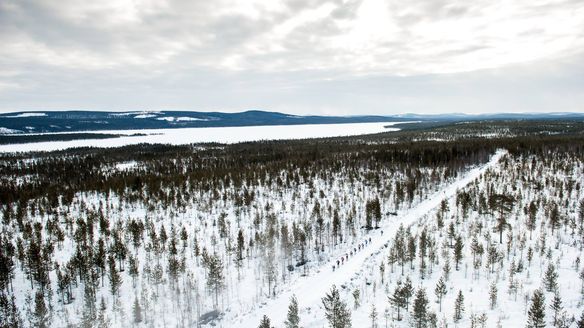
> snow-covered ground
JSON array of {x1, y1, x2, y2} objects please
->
[
  {"x1": 0, "y1": 122, "x2": 405, "y2": 153},
  {"x1": 228, "y1": 150, "x2": 507, "y2": 327},
  {"x1": 6, "y1": 141, "x2": 583, "y2": 328}
]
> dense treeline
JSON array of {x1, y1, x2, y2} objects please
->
[
  {"x1": 3, "y1": 131, "x2": 584, "y2": 207},
  {"x1": 0, "y1": 137, "x2": 492, "y2": 206}
]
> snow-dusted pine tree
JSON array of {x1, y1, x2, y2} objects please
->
[
  {"x1": 369, "y1": 304, "x2": 378, "y2": 328},
  {"x1": 544, "y1": 263, "x2": 559, "y2": 292},
  {"x1": 489, "y1": 282, "x2": 498, "y2": 309},
  {"x1": 258, "y1": 314, "x2": 272, "y2": 328},
  {"x1": 284, "y1": 295, "x2": 300, "y2": 328},
  {"x1": 527, "y1": 289, "x2": 546, "y2": 328},
  {"x1": 31, "y1": 291, "x2": 49, "y2": 328},
  {"x1": 412, "y1": 288, "x2": 428, "y2": 328},
  {"x1": 549, "y1": 293, "x2": 563, "y2": 327},
  {"x1": 0, "y1": 291, "x2": 22, "y2": 327},
  {"x1": 434, "y1": 277, "x2": 446, "y2": 311},
  {"x1": 454, "y1": 236, "x2": 464, "y2": 270},
  {"x1": 322, "y1": 285, "x2": 352, "y2": 328},
  {"x1": 453, "y1": 290, "x2": 464, "y2": 323},
  {"x1": 387, "y1": 282, "x2": 406, "y2": 321}
]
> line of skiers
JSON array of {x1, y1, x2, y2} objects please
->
[{"x1": 332, "y1": 236, "x2": 373, "y2": 271}]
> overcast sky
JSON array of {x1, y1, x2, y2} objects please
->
[{"x1": 0, "y1": 0, "x2": 583, "y2": 115}]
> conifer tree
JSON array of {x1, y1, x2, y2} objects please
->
[
  {"x1": 489, "y1": 282, "x2": 498, "y2": 309},
  {"x1": 453, "y1": 290, "x2": 464, "y2": 323},
  {"x1": 108, "y1": 254, "x2": 121, "y2": 296},
  {"x1": 544, "y1": 263, "x2": 559, "y2": 292},
  {"x1": 236, "y1": 229, "x2": 245, "y2": 266},
  {"x1": 388, "y1": 282, "x2": 406, "y2": 321},
  {"x1": 407, "y1": 235, "x2": 416, "y2": 269},
  {"x1": 81, "y1": 282, "x2": 97, "y2": 327},
  {"x1": 526, "y1": 201, "x2": 537, "y2": 239},
  {"x1": 0, "y1": 243, "x2": 15, "y2": 292},
  {"x1": 0, "y1": 291, "x2": 22, "y2": 327},
  {"x1": 549, "y1": 203, "x2": 561, "y2": 234},
  {"x1": 412, "y1": 288, "x2": 428, "y2": 328},
  {"x1": 490, "y1": 194, "x2": 514, "y2": 243},
  {"x1": 258, "y1": 315, "x2": 272, "y2": 328},
  {"x1": 448, "y1": 222, "x2": 456, "y2": 247},
  {"x1": 402, "y1": 277, "x2": 414, "y2": 311},
  {"x1": 370, "y1": 304, "x2": 378, "y2": 328},
  {"x1": 333, "y1": 209, "x2": 341, "y2": 245},
  {"x1": 453, "y1": 236, "x2": 464, "y2": 270},
  {"x1": 394, "y1": 226, "x2": 407, "y2": 275},
  {"x1": 322, "y1": 285, "x2": 352, "y2": 328},
  {"x1": 527, "y1": 289, "x2": 546, "y2": 328},
  {"x1": 95, "y1": 239, "x2": 106, "y2": 285},
  {"x1": 487, "y1": 245, "x2": 500, "y2": 273},
  {"x1": 550, "y1": 293, "x2": 562, "y2": 327},
  {"x1": 128, "y1": 255, "x2": 139, "y2": 287},
  {"x1": 203, "y1": 252, "x2": 224, "y2": 309},
  {"x1": 372, "y1": 197, "x2": 381, "y2": 228},
  {"x1": 442, "y1": 256, "x2": 451, "y2": 281},
  {"x1": 32, "y1": 291, "x2": 49, "y2": 328},
  {"x1": 434, "y1": 277, "x2": 446, "y2": 311},
  {"x1": 285, "y1": 295, "x2": 300, "y2": 328}
]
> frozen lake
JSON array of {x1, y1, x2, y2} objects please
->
[{"x1": 0, "y1": 121, "x2": 408, "y2": 153}]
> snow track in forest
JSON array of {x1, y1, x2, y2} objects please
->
[{"x1": 225, "y1": 149, "x2": 507, "y2": 328}]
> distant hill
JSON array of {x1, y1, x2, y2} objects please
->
[{"x1": 0, "y1": 110, "x2": 582, "y2": 134}]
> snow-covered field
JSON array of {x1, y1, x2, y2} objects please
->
[{"x1": 0, "y1": 122, "x2": 404, "y2": 153}]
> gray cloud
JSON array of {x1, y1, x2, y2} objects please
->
[{"x1": 0, "y1": 0, "x2": 583, "y2": 114}]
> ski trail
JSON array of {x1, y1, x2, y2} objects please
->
[{"x1": 229, "y1": 149, "x2": 507, "y2": 328}]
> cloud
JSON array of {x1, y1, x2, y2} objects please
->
[
  {"x1": 3, "y1": 0, "x2": 583, "y2": 74},
  {"x1": 0, "y1": 0, "x2": 583, "y2": 113}
]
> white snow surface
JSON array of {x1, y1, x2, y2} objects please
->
[
  {"x1": 156, "y1": 116, "x2": 210, "y2": 122},
  {"x1": 110, "y1": 111, "x2": 163, "y2": 116},
  {"x1": 114, "y1": 161, "x2": 138, "y2": 171},
  {"x1": 0, "y1": 122, "x2": 405, "y2": 153},
  {"x1": 0, "y1": 127, "x2": 22, "y2": 134},
  {"x1": 4, "y1": 112, "x2": 46, "y2": 118},
  {"x1": 229, "y1": 150, "x2": 507, "y2": 328},
  {"x1": 134, "y1": 114, "x2": 158, "y2": 119}
]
